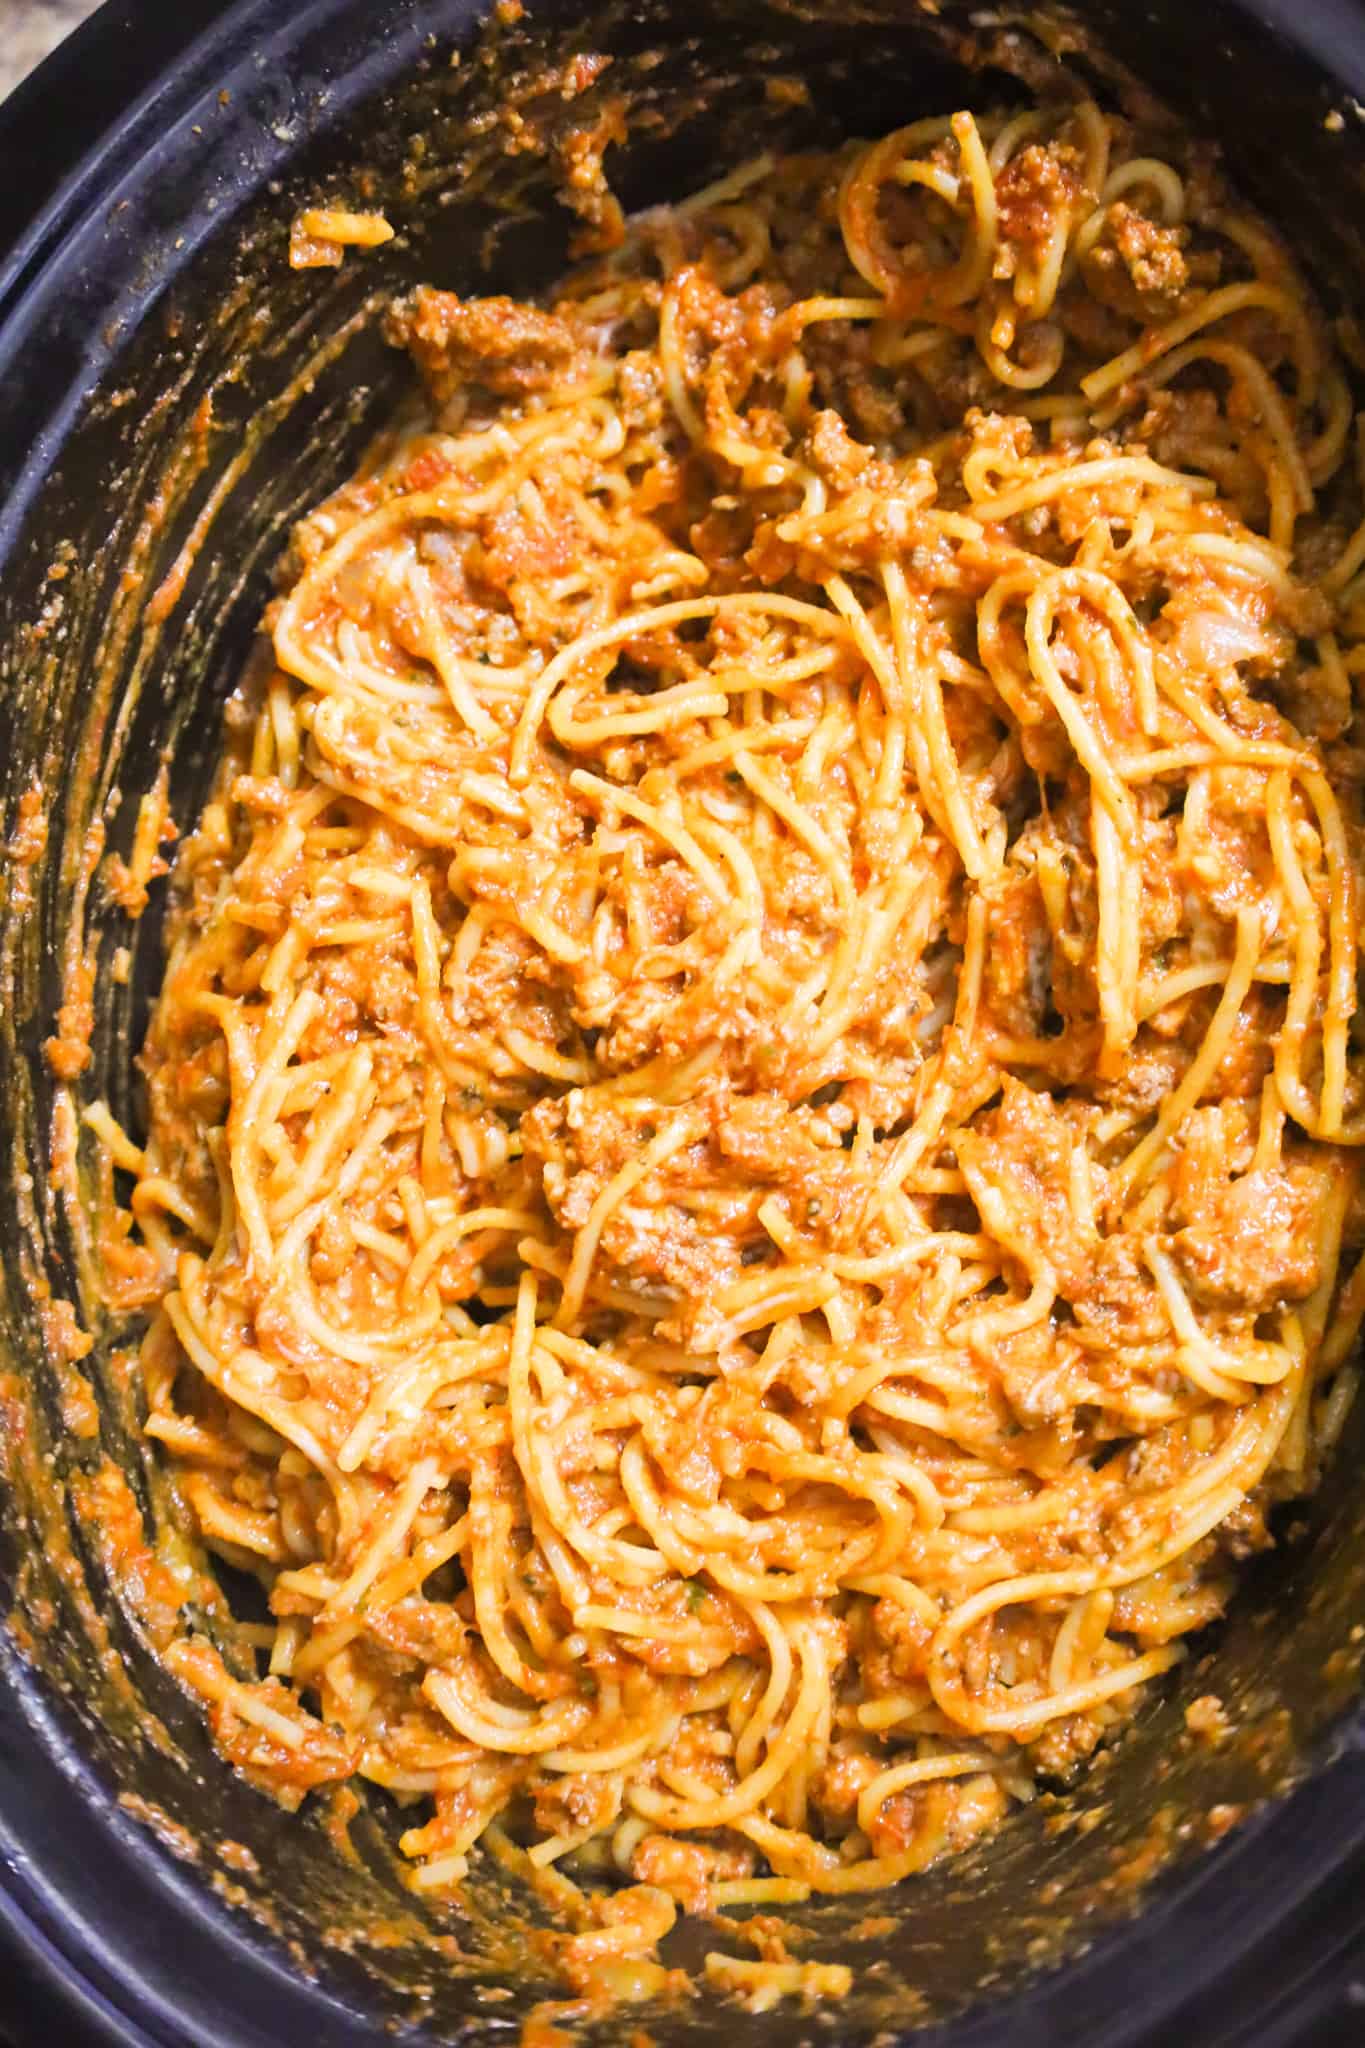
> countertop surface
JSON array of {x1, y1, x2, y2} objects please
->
[{"x1": 0, "y1": 0, "x2": 101, "y2": 101}]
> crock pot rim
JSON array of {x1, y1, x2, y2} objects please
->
[{"x1": 5, "y1": 4, "x2": 1365, "y2": 2045}]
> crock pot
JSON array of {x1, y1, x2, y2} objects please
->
[{"x1": 5, "y1": 3, "x2": 1365, "y2": 2042}]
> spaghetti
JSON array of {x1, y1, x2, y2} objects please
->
[{"x1": 90, "y1": 98, "x2": 1365, "y2": 1989}]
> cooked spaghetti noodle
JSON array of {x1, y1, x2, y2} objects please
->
[{"x1": 91, "y1": 97, "x2": 1365, "y2": 1988}]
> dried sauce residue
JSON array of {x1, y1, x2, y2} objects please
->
[
  {"x1": 104, "y1": 767, "x2": 177, "y2": 917},
  {"x1": 43, "y1": 816, "x2": 105, "y2": 1079},
  {"x1": 4, "y1": 783, "x2": 48, "y2": 917}
]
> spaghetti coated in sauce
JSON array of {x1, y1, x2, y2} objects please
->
[{"x1": 88, "y1": 97, "x2": 1365, "y2": 2000}]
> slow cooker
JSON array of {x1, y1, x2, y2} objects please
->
[{"x1": 3, "y1": 2, "x2": 1365, "y2": 2042}]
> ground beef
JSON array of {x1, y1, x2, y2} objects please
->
[{"x1": 389, "y1": 287, "x2": 583, "y2": 405}]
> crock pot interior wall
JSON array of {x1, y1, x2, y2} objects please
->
[{"x1": 5, "y1": 2, "x2": 1365, "y2": 2042}]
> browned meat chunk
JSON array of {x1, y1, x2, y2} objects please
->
[
  {"x1": 389, "y1": 287, "x2": 582, "y2": 404},
  {"x1": 1172, "y1": 1165, "x2": 1323, "y2": 1310},
  {"x1": 1082, "y1": 202, "x2": 1190, "y2": 319}
]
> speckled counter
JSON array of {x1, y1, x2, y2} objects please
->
[{"x1": 0, "y1": 0, "x2": 101, "y2": 102}]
